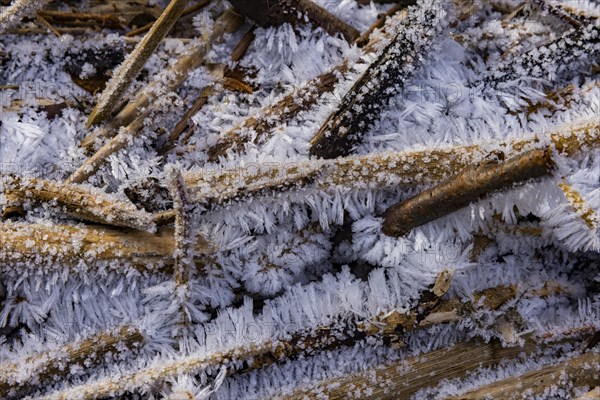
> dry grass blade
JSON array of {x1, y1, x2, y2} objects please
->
[
  {"x1": 86, "y1": 0, "x2": 189, "y2": 127},
  {"x1": 448, "y1": 351, "x2": 600, "y2": 399},
  {"x1": 382, "y1": 148, "x2": 555, "y2": 237},
  {"x1": 0, "y1": 325, "x2": 144, "y2": 400},
  {"x1": 3, "y1": 176, "x2": 157, "y2": 232},
  {"x1": 0, "y1": 222, "x2": 214, "y2": 270}
]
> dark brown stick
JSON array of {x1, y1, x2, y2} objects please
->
[{"x1": 382, "y1": 148, "x2": 556, "y2": 237}]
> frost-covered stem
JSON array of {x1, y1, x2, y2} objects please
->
[
  {"x1": 228, "y1": 0, "x2": 360, "y2": 42},
  {"x1": 310, "y1": 0, "x2": 448, "y2": 159},
  {"x1": 191, "y1": 119, "x2": 600, "y2": 206},
  {"x1": 558, "y1": 182, "x2": 598, "y2": 229},
  {"x1": 3, "y1": 176, "x2": 156, "y2": 232},
  {"x1": 206, "y1": 6, "x2": 410, "y2": 161},
  {"x1": 282, "y1": 338, "x2": 542, "y2": 400},
  {"x1": 382, "y1": 148, "x2": 555, "y2": 237},
  {"x1": 448, "y1": 351, "x2": 600, "y2": 400},
  {"x1": 80, "y1": 10, "x2": 245, "y2": 151},
  {"x1": 86, "y1": 0, "x2": 190, "y2": 127},
  {"x1": 0, "y1": 222, "x2": 214, "y2": 271},
  {"x1": 0, "y1": 324, "x2": 144, "y2": 399},
  {"x1": 167, "y1": 167, "x2": 193, "y2": 285},
  {"x1": 29, "y1": 283, "x2": 515, "y2": 400},
  {"x1": 0, "y1": 0, "x2": 49, "y2": 33}
]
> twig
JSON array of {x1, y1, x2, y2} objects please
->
[
  {"x1": 0, "y1": 325, "x2": 144, "y2": 400},
  {"x1": 229, "y1": 0, "x2": 359, "y2": 42},
  {"x1": 79, "y1": 10, "x2": 244, "y2": 152},
  {"x1": 86, "y1": 0, "x2": 190, "y2": 127},
  {"x1": 382, "y1": 148, "x2": 555, "y2": 237},
  {"x1": 3, "y1": 176, "x2": 157, "y2": 232},
  {"x1": 309, "y1": 0, "x2": 447, "y2": 159},
  {"x1": 0, "y1": 222, "x2": 214, "y2": 271},
  {"x1": 448, "y1": 351, "x2": 600, "y2": 399}
]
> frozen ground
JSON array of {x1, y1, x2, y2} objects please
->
[{"x1": 0, "y1": 0, "x2": 599, "y2": 398}]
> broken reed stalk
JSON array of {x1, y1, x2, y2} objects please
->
[
  {"x1": 2, "y1": 176, "x2": 156, "y2": 232},
  {"x1": 86, "y1": 0, "x2": 189, "y2": 127},
  {"x1": 309, "y1": 0, "x2": 446, "y2": 159},
  {"x1": 448, "y1": 351, "x2": 600, "y2": 400},
  {"x1": 188, "y1": 119, "x2": 599, "y2": 207},
  {"x1": 0, "y1": 324, "x2": 144, "y2": 400},
  {"x1": 382, "y1": 148, "x2": 555, "y2": 237},
  {"x1": 31, "y1": 280, "x2": 534, "y2": 400},
  {"x1": 167, "y1": 167, "x2": 195, "y2": 342},
  {"x1": 80, "y1": 10, "x2": 244, "y2": 151},
  {"x1": 206, "y1": 5, "x2": 410, "y2": 161},
  {"x1": 228, "y1": 0, "x2": 359, "y2": 43},
  {"x1": 0, "y1": 222, "x2": 214, "y2": 271}
]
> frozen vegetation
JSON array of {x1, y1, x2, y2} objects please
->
[{"x1": 0, "y1": 0, "x2": 599, "y2": 398}]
